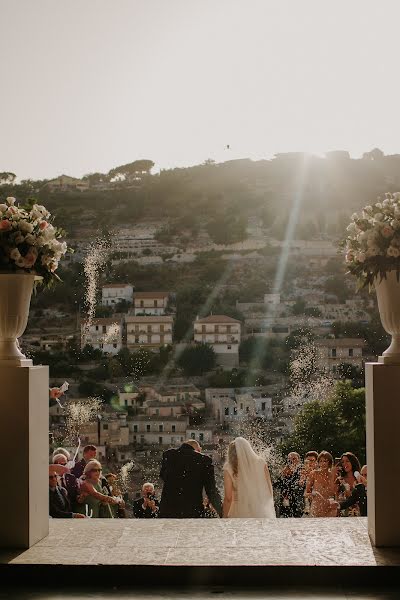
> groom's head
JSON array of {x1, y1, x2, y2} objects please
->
[{"x1": 185, "y1": 439, "x2": 201, "y2": 453}]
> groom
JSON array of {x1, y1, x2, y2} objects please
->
[{"x1": 158, "y1": 440, "x2": 222, "y2": 518}]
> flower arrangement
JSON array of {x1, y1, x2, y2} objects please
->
[
  {"x1": 0, "y1": 196, "x2": 69, "y2": 286},
  {"x1": 343, "y1": 192, "x2": 400, "y2": 288}
]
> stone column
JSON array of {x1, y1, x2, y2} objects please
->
[
  {"x1": 366, "y1": 361, "x2": 400, "y2": 546},
  {"x1": 0, "y1": 365, "x2": 49, "y2": 548}
]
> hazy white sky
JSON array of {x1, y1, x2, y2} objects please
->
[{"x1": 1, "y1": 0, "x2": 400, "y2": 179}]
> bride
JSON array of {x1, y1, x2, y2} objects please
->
[{"x1": 223, "y1": 437, "x2": 276, "y2": 518}]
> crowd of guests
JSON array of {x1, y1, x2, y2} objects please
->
[
  {"x1": 276, "y1": 450, "x2": 367, "y2": 518},
  {"x1": 49, "y1": 443, "x2": 367, "y2": 519}
]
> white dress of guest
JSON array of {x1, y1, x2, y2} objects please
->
[{"x1": 223, "y1": 437, "x2": 276, "y2": 518}]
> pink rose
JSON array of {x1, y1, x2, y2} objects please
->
[
  {"x1": 382, "y1": 225, "x2": 394, "y2": 238},
  {"x1": 39, "y1": 221, "x2": 49, "y2": 230},
  {"x1": 0, "y1": 219, "x2": 12, "y2": 231},
  {"x1": 24, "y1": 247, "x2": 38, "y2": 268}
]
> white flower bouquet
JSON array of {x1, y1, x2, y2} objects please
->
[
  {"x1": 0, "y1": 196, "x2": 69, "y2": 286},
  {"x1": 343, "y1": 192, "x2": 400, "y2": 288}
]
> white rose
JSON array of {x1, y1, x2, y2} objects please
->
[
  {"x1": 375, "y1": 203, "x2": 383, "y2": 209},
  {"x1": 393, "y1": 248, "x2": 400, "y2": 258},
  {"x1": 10, "y1": 248, "x2": 21, "y2": 261},
  {"x1": 0, "y1": 204, "x2": 7, "y2": 213},
  {"x1": 30, "y1": 209, "x2": 42, "y2": 220},
  {"x1": 6, "y1": 197, "x2": 16, "y2": 206},
  {"x1": 19, "y1": 220, "x2": 34, "y2": 234},
  {"x1": 351, "y1": 213, "x2": 359, "y2": 221},
  {"x1": 346, "y1": 223, "x2": 357, "y2": 233}
]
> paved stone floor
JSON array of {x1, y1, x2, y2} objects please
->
[
  {"x1": 1, "y1": 519, "x2": 400, "y2": 598},
  {"x1": 1, "y1": 517, "x2": 399, "y2": 567}
]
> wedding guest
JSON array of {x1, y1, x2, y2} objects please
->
[
  {"x1": 337, "y1": 465, "x2": 367, "y2": 516},
  {"x1": 71, "y1": 445, "x2": 97, "y2": 479},
  {"x1": 75, "y1": 460, "x2": 120, "y2": 518},
  {"x1": 52, "y1": 453, "x2": 79, "y2": 507},
  {"x1": 105, "y1": 473, "x2": 126, "y2": 518},
  {"x1": 133, "y1": 483, "x2": 159, "y2": 518},
  {"x1": 301, "y1": 451, "x2": 319, "y2": 516},
  {"x1": 336, "y1": 452, "x2": 362, "y2": 516},
  {"x1": 305, "y1": 451, "x2": 337, "y2": 517},
  {"x1": 277, "y1": 452, "x2": 304, "y2": 518},
  {"x1": 52, "y1": 447, "x2": 71, "y2": 462},
  {"x1": 49, "y1": 471, "x2": 85, "y2": 519}
]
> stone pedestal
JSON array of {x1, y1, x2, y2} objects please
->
[
  {"x1": 0, "y1": 366, "x2": 49, "y2": 548},
  {"x1": 366, "y1": 362, "x2": 400, "y2": 547}
]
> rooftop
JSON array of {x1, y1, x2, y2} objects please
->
[
  {"x1": 126, "y1": 316, "x2": 173, "y2": 322},
  {"x1": 195, "y1": 315, "x2": 242, "y2": 324},
  {"x1": 134, "y1": 291, "x2": 169, "y2": 299},
  {"x1": 102, "y1": 283, "x2": 133, "y2": 289},
  {"x1": 315, "y1": 338, "x2": 366, "y2": 347}
]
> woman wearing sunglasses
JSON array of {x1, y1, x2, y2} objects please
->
[{"x1": 75, "y1": 460, "x2": 120, "y2": 518}]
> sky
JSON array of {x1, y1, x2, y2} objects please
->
[{"x1": 1, "y1": 0, "x2": 400, "y2": 180}]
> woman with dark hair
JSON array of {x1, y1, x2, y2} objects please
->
[{"x1": 336, "y1": 452, "x2": 362, "y2": 516}]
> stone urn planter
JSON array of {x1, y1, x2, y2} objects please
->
[
  {"x1": 375, "y1": 270, "x2": 400, "y2": 365},
  {"x1": 0, "y1": 272, "x2": 38, "y2": 366}
]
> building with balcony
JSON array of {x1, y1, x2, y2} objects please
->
[
  {"x1": 125, "y1": 315, "x2": 173, "y2": 351},
  {"x1": 81, "y1": 318, "x2": 123, "y2": 354},
  {"x1": 128, "y1": 415, "x2": 189, "y2": 446},
  {"x1": 101, "y1": 284, "x2": 133, "y2": 307},
  {"x1": 133, "y1": 291, "x2": 170, "y2": 315},
  {"x1": 315, "y1": 338, "x2": 366, "y2": 372},
  {"x1": 193, "y1": 315, "x2": 241, "y2": 368}
]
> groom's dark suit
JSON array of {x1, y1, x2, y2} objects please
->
[{"x1": 158, "y1": 443, "x2": 222, "y2": 518}]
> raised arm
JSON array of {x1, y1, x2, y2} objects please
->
[{"x1": 81, "y1": 481, "x2": 118, "y2": 504}]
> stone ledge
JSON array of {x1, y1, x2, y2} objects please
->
[{"x1": 1, "y1": 518, "x2": 400, "y2": 587}]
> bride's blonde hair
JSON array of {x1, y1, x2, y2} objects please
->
[{"x1": 227, "y1": 441, "x2": 238, "y2": 477}]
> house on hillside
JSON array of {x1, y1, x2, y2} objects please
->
[
  {"x1": 193, "y1": 315, "x2": 241, "y2": 368},
  {"x1": 125, "y1": 315, "x2": 173, "y2": 351},
  {"x1": 133, "y1": 291, "x2": 170, "y2": 315},
  {"x1": 315, "y1": 338, "x2": 366, "y2": 372},
  {"x1": 102, "y1": 284, "x2": 134, "y2": 307},
  {"x1": 81, "y1": 318, "x2": 123, "y2": 354},
  {"x1": 45, "y1": 175, "x2": 89, "y2": 192}
]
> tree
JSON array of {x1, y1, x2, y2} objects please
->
[
  {"x1": 292, "y1": 298, "x2": 306, "y2": 315},
  {"x1": 177, "y1": 343, "x2": 216, "y2": 375},
  {"x1": 280, "y1": 381, "x2": 366, "y2": 463},
  {"x1": 0, "y1": 172, "x2": 16, "y2": 185},
  {"x1": 108, "y1": 159, "x2": 154, "y2": 181}
]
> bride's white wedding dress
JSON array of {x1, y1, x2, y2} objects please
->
[{"x1": 224, "y1": 437, "x2": 276, "y2": 518}]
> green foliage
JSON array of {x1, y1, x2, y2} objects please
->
[
  {"x1": 207, "y1": 367, "x2": 269, "y2": 388},
  {"x1": 206, "y1": 213, "x2": 247, "y2": 245},
  {"x1": 177, "y1": 343, "x2": 216, "y2": 375},
  {"x1": 280, "y1": 381, "x2": 366, "y2": 463},
  {"x1": 239, "y1": 337, "x2": 286, "y2": 371},
  {"x1": 331, "y1": 317, "x2": 389, "y2": 356},
  {"x1": 78, "y1": 379, "x2": 113, "y2": 402},
  {"x1": 292, "y1": 298, "x2": 307, "y2": 315}
]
